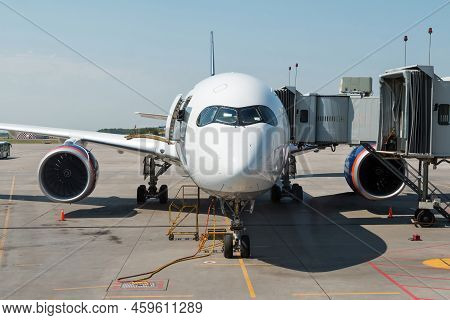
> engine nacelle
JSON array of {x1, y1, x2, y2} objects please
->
[
  {"x1": 344, "y1": 145, "x2": 405, "y2": 200},
  {"x1": 38, "y1": 144, "x2": 99, "y2": 203}
]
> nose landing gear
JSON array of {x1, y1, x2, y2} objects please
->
[
  {"x1": 136, "y1": 156, "x2": 171, "y2": 205},
  {"x1": 223, "y1": 233, "x2": 251, "y2": 259},
  {"x1": 221, "y1": 199, "x2": 253, "y2": 259}
]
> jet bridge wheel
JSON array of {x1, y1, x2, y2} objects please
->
[
  {"x1": 292, "y1": 183, "x2": 303, "y2": 202},
  {"x1": 159, "y1": 184, "x2": 168, "y2": 204},
  {"x1": 137, "y1": 185, "x2": 147, "y2": 204},
  {"x1": 415, "y1": 209, "x2": 435, "y2": 228},
  {"x1": 223, "y1": 233, "x2": 234, "y2": 259}
]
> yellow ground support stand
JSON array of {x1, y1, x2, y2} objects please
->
[
  {"x1": 167, "y1": 185, "x2": 201, "y2": 241},
  {"x1": 118, "y1": 197, "x2": 222, "y2": 283}
]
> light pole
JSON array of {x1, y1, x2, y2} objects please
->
[
  {"x1": 428, "y1": 27, "x2": 433, "y2": 65},
  {"x1": 288, "y1": 66, "x2": 291, "y2": 86},
  {"x1": 404, "y1": 35, "x2": 408, "y2": 66}
]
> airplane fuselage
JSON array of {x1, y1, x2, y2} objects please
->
[{"x1": 177, "y1": 73, "x2": 290, "y2": 200}]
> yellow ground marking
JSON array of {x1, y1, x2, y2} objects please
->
[
  {"x1": 238, "y1": 258, "x2": 256, "y2": 299},
  {"x1": 106, "y1": 295, "x2": 193, "y2": 299},
  {"x1": 0, "y1": 176, "x2": 15, "y2": 267},
  {"x1": 293, "y1": 292, "x2": 400, "y2": 297},
  {"x1": 200, "y1": 263, "x2": 269, "y2": 267},
  {"x1": 423, "y1": 258, "x2": 450, "y2": 270},
  {"x1": 53, "y1": 285, "x2": 109, "y2": 291}
]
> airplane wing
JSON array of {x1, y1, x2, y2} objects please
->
[
  {"x1": 0, "y1": 123, "x2": 180, "y2": 164},
  {"x1": 135, "y1": 112, "x2": 168, "y2": 120}
]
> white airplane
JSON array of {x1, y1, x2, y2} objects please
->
[{"x1": 0, "y1": 33, "x2": 404, "y2": 258}]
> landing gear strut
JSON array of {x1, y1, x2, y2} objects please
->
[
  {"x1": 136, "y1": 156, "x2": 171, "y2": 204},
  {"x1": 221, "y1": 199, "x2": 253, "y2": 259},
  {"x1": 271, "y1": 155, "x2": 303, "y2": 202}
]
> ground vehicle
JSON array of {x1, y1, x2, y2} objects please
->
[{"x1": 0, "y1": 141, "x2": 11, "y2": 159}]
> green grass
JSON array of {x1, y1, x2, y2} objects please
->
[
  {"x1": 1, "y1": 139, "x2": 59, "y2": 144},
  {"x1": 98, "y1": 127, "x2": 164, "y2": 136}
]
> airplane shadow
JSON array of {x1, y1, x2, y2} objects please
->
[
  {"x1": 0, "y1": 190, "x2": 445, "y2": 273},
  {"x1": 243, "y1": 191, "x2": 441, "y2": 273},
  {"x1": 0, "y1": 193, "x2": 212, "y2": 219},
  {"x1": 0, "y1": 194, "x2": 141, "y2": 219}
]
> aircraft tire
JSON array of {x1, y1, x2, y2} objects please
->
[
  {"x1": 159, "y1": 184, "x2": 168, "y2": 204},
  {"x1": 240, "y1": 235, "x2": 250, "y2": 258},
  {"x1": 271, "y1": 185, "x2": 282, "y2": 203},
  {"x1": 137, "y1": 185, "x2": 147, "y2": 204},
  {"x1": 224, "y1": 233, "x2": 234, "y2": 259}
]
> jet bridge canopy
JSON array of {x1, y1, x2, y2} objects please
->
[
  {"x1": 275, "y1": 87, "x2": 379, "y2": 146},
  {"x1": 276, "y1": 65, "x2": 450, "y2": 157},
  {"x1": 378, "y1": 65, "x2": 450, "y2": 158}
]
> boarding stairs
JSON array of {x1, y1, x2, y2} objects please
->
[{"x1": 361, "y1": 143, "x2": 450, "y2": 221}]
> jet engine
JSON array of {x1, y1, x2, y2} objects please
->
[
  {"x1": 344, "y1": 145, "x2": 405, "y2": 200},
  {"x1": 38, "y1": 144, "x2": 99, "y2": 203}
]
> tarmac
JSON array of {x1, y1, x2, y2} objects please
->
[{"x1": 0, "y1": 144, "x2": 449, "y2": 300}]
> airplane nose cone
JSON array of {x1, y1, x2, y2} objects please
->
[
  {"x1": 219, "y1": 137, "x2": 271, "y2": 192},
  {"x1": 188, "y1": 126, "x2": 285, "y2": 198}
]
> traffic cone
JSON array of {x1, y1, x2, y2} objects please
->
[
  {"x1": 387, "y1": 207, "x2": 393, "y2": 219},
  {"x1": 60, "y1": 209, "x2": 65, "y2": 221}
]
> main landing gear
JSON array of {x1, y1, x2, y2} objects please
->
[
  {"x1": 221, "y1": 199, "x2": 254, "y2": 259},
  {"x1": 271, "y1": 155, "x2": 303, "y2": 202},
  {"x1": 137, "y1": 156, "x2": 171, "y2": 205}
]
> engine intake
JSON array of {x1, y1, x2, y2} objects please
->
[
  {"x1": 38, "y1": 145, "x2": 99, "y2": 203},
  {"x1": 344, "y1": 145, "x2": 405, "y2": 200}
]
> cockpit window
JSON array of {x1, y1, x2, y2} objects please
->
[
  {"x1": 257, "y1": 105, "x2": 278, "y2": 126},
  {"x1": 196, "y1": 105, "x2": 278, "y2": 127},
  {"x1": 196, "y1": 106, "x2": 218, "y2": 127},
  {"x1": 215, "y1": 107, "x2": 238, "y2": 125},
  {"x1": 239, "y1": 107, "x2": 262, "y2": 125}
]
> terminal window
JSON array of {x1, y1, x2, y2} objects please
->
[{"x1": 438, "y1": 104, "x2": 449, "y2": 125}]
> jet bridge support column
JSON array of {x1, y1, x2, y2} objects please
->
[
  {"x1": 270, "y1": 157, "x2": 303, "y2": 202},
  {"x1": 421, "y1": 161, "x2": 429, "y2": 202}
]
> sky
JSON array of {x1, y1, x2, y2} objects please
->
[{"x1": 0, "y1": 0, "x2": 449, "y2": 130}]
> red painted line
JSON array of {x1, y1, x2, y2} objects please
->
[
  {"x1": 373, "y1": 263, "x2": 436, "y2": 270},
  {"x1": 368, "y1": 262, "x2": 420, "y2": 300},
  {"x1": 403, "y1": 285, "x2": 450, "y2": 291},
  {"x1": 387, "y1": 273, "x2": 450, "y2": 281}
]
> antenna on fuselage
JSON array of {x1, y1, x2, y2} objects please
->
[{"x1": 210, "y1": 31, "x2": 215, "y2": 76}]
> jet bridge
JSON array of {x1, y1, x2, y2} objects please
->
[
  {"x1": 276, "y1": 66, "x2": 450, "y2": 226},
  {"x1": 378, "y1": 65, "x2": 450, "y2": 157},
  {"x1": 275, "y1": 84, "x2": 380, "y2": 147},
  {"x1": 375, "y1": 65, "x2": 450, "y2": 225}
]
